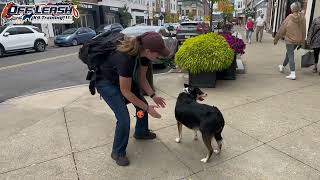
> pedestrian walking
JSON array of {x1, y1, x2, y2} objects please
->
[
  {"x1": 245, "y1": 17, "x2": 255, "y2": 44},
  {"x1": 255, "y1": 14, "x2": 267, "y2": 42},
  {"x1": 306, "y1": 16, "x2": 320, "y2": 74},
  {"x1": 95, "y1": 32, "x2": 169, "y2": 166},
  {"x1": 274, "y1": 2, "x2": 306, "y2": 80}
]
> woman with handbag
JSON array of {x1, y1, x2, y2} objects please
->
[
  {"x1": 274, "y1": 2, "x2": 306, "y2": 80},
  {"x1": 245, "y1": 17, "x2": 255, "y2": 44},
  {"x1": 307, "y1": 16, "x2": 320, "y2": 74}
]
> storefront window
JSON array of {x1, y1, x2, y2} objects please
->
[
  {"x1": 105, "y1": 13, "x2": 116, "y2": 24},
  {"x1": 71, "y1": 14, "x2": 94, "y2": 28}
]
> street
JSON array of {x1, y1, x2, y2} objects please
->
[{"x1": 0, "y1": 46, "x2": 170, "y2": 102}]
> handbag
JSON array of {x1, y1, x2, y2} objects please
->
[
  {"x1": 303, "y1": 27, "x2": 320, "y2": 50},
  {"x1": 301, "y1": 51, "x2": 315, "y2": 68}
]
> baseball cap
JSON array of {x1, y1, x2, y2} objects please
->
[{"x1": 139, "y1": 31, "x2": 170, "y2": 57}]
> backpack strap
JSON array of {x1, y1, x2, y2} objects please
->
[{"x1": 132, "y1": 55, "x2": 141, "y2": 85}]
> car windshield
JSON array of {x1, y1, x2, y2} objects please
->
[
  {"x1": 62, "y1": 28, "x2": 77, "y2": 35},
  {"x1": 121, "y1": 26, "x2": 159, "y2": 36},
  {"x1": 0, "y1": 26, "x2": 6, "y2": 33}
]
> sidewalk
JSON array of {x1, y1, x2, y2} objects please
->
[{"x1": 1, "y1": 32, "x2": 320, "y2": 180}]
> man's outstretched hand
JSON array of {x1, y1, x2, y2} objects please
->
[
  {"x1": 148, "y1": 105, "x2": 161, "y2": 119},
  {"x1": 152, "y1": 96, "x2": 166, "y2": 108}
]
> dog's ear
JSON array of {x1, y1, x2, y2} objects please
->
[{"x1": 184, "y1": 84, "x2": 189, "y2": 88}]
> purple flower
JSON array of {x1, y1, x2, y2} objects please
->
[{"x1": 219, "y1": 32, "x2": 246, "y2": 55}]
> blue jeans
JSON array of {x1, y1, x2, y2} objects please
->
[
  {"x1": 96, "y1": 80, "x2": 149, "y2": 157},
  {"x1": 246, "y1": 30, "x2": 253, "y2": 42},
  {"x1": 283, "y1": 44, "x2": 298, "y2": 71}
]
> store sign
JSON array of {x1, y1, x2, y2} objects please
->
[
  {"x1": 110, "y1": 7, "x2": 118, "y2": 11},
  {"x1": 1, "y1": 2, "x2": 80, "y2": 25},
  {"x1": 79, "y1": 3, "x2": 92, "y2": 9}
]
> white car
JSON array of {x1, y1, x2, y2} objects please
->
[{"x1": 0, "y1": 25, "x2": 48, "y2": 57}]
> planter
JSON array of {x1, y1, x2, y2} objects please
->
[
  {"x1": 189, "y1": 71, "x2": 217, "y2": 88},
  {"x1": 217, "y1": 54, "x2": 237, "y2": 80}
]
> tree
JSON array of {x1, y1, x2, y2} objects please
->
[
  {"x1": 208, "y1": 0, "x2": 228, "y2": 32},
  {"x1": 119, "y1": 5, "x2": 132, "y2": 28},
  {"x1": 244, "y1": 8, "x2": 255, "y2": 18},
  {"x1": 218, "y1": 1, "x2": 234, "y2": 24}
]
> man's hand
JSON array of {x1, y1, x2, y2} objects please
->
[
  {"x1": 148, "y1": 105, "x2": 161, "y2": 119},
  {"x1": 152, "y1": 96, "x2": 166, "y2": 108}
]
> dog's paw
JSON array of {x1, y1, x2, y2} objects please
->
[
  {"x1": 194, "y1": 136, "x2": 198, "y2": 141},
  {"x1": 200, "y1": 158, "x2": 209, "y2": 163},
  {"x1": 175, "y1": 137, "x2": 181, "y2": 143},
  {"x1": 213, "y1": 149, "x2": 220, "y2": 154}
]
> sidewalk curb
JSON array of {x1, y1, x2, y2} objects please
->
[{"x1": 4, "y1": 84, "x2": 88, "y2": 103}]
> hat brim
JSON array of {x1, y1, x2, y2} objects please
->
[{"x1": 158, "y1": 47, "x2": 171, "y2": 57}]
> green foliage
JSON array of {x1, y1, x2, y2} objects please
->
[
  {"x1": 175, "y1": 33, "x2": 234, "y2": 74},
  {"x1": 244, "y1": 8, "x2": 255, "y2": 18},
  {"x1": 72, "y1": 0, "x2": 80, "y2": 5},
  {"x1": 119, "y1": 5, "x2": 132, "y2": 28}
]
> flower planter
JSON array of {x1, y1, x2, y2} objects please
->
[
  {"x1": 217, "y1": 53, "x2": 237, "y2": 80},
  {"x1": 189, "y1": 71, "x2": 217, "y2": 88}
]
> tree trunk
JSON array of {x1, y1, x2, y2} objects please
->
[{"x1": 209, "y1": 2, "x2": 214, "y2": 32}]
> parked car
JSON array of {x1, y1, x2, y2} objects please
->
[
  {"x1": 176, "y1": 21, "x2": 209, "y2": 44},
  {"x1": 121, "y1": 26, "x2": 179, "y2": 65},
  {"x1": 0, "y1": 25, "x2": 48, "y2": 57},
  {"x1": 96, "y1": 23, "x2": 123, "y2": 34},
  {"x1": 54, "y1": 27, "x2": 96, "y2": 46},
  {"x1": 164, "y1": 23, "x2": 179, "y2": 36}
]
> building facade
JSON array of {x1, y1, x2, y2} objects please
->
[
  {"x1": 234, "y1": 0, "x2": 246, "y2": 25},
  {"x1": 99, "y1": 0, "x2": 148, "y2": 26},
  {"x1": 178, "y1": 0, "x2": 204, "y2": 21}
]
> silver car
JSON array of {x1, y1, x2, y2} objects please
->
[{"x1": 121, "y1": 26, "x2": 179, "y2": 62}]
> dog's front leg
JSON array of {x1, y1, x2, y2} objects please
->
[
  {"x1": 194, "y1": 130, "x2": 198, "y2": 140},
  {"x1": 175, "y1": 122, "x2": 182, "y2": 143}
]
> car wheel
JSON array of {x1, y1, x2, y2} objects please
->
[
  {"x1": 34, "y1": 40, "x2": 46, "y2": 52},
  {"x1": 0, "y1": 46, "x2": 4, "y2": 57},
  {"x1": 72, "y1": 39, "x2": 78, "y2": 46}
]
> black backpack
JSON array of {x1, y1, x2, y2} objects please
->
[{"x1": 79, "y1": 31, "x2": 124, "y2": 95}]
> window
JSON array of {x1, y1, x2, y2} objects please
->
[
  {"x1": 6, "y1": 28, "x2": 17, "y2": 35},
  {"x1": 32, "y1": 27, "x2": 42, "y2": 33},
  {"x1": 78, "y1": 28, "x2": 86, "y2": 34},
  {"x1": 84, "y1": 28, "x2": 93, "y2": 33},
  {"x1": 16, "y1": 27, "x2": 34, "y2": 34}
]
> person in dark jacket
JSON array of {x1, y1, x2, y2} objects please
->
[
  {"x1": 96, "y1": 32, "x2": 169, "y2": 166},
  {"x1": 307, "y1": 16, "x2": 320, "y2": 74}
]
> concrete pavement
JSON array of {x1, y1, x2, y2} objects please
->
[{"x1": 1, "y1": 32, "x2": 320, "y2": 180}]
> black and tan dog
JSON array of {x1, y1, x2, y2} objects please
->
[{"x1": 174, "y1": 84, "x2": 225, "y2": 163}]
